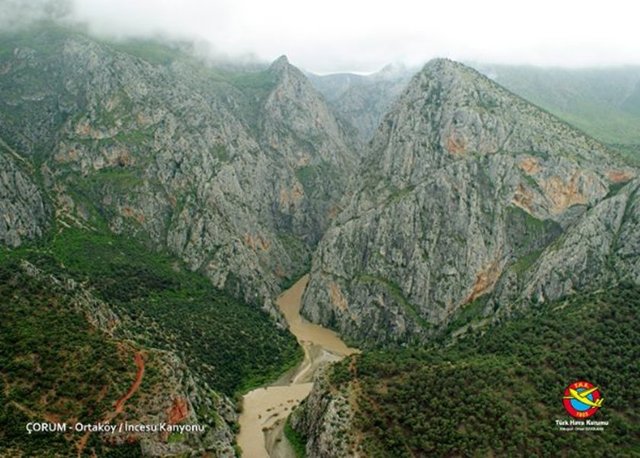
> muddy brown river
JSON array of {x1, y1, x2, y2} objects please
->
[{"x1": 237, "y1": 275, "x2": 358, "y2": 457}]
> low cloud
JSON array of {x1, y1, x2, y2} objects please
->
[
  {"x1": 0, "y1": 0, "x2": 72, "y2": 30},
  {"x1": 2, "y1": 0, "x2": 639, "y2": 73}
]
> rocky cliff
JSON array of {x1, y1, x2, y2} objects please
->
[
  {"x1": 509, "y1": 178, "x2": 640, "y2": 304},
  {"x1": 289, "y1": 367, "x2": 355, "y2": 457},
  {"x1": 0, "y1": 148, "x2": 48, "y2": 246},
  {"x1": 301, "y1": 59, "x2": 638, "y2": 346},
  {"x1": 0, "y1": 25, "x2": 358, "y2": 312},
  {"x1": 0, "y1": 25, "x2": 355, "y2": 456}
]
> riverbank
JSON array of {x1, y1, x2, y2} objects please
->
[{"x1": 237, "y1": 275, "x2": 358, "y2": 457}]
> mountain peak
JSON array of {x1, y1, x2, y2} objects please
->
[
  {"x1": 368, "y1": 57, "x2": 628, "y2": 188},
  {"x1": 423, "y1": 57, "x2": 459, "y2": 68},
  {"x1": 269, "y1": 55, "x2": 290, "y2": 71},
  {"x1": 420, "y1": 58, "x2": 481, "y2": 82}
]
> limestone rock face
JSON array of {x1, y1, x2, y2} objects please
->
[
  {"x1": 302, "y1": 59, "x2": 638, "y2": 346},
  {"x1": 513, "y1": 179, "x2": 640, "y2": 303},
  {"x1": 260, "y1": 55, "x2": 359, "y2": 245},
  {"x1": 290, "y1": 369, "x2": 354, "y2": 458},
  {"x1": 0, "y1": 29, "x2": 357, "y2": 312},
  {"x1": 0, "y1": 150, "x2": 48, "y2": 247},
  {"x1": 0, "y1": 30, "x2": 362, "y2": 457}
]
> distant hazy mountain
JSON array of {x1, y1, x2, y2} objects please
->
[
  {"x1": 307, "y1": 63, "x2": 414, "y2": 141},
  {"x1": 473, "y1": 64, "x2": 640, "y2": 150}
]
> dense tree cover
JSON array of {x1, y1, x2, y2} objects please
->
[
  {"x1": 330, "y1": 285, "x2": 640, "y2": 457},
  {"x1": 285, "y1": 416, "x2": 307, "y2": 458},
  {"x1": 3, "y1": 228, "x2": 301, "y2": 397},
  {"x1": 0, "y1": 227, "x2": 301, "y2": 455},
  {"x1": 0, "y1": 263, "x2": 143, "y2": 457}
]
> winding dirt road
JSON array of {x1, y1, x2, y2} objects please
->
[
  {"x1": 76, "y1": 351, "x2": 145, "y2": 457},
  {"x1": 112, "y1": 352, "x2": 145, "y2": 416}
]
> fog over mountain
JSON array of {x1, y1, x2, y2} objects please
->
[{"x1": 3, "y1": 0, "x2": 640, "y2": 73}]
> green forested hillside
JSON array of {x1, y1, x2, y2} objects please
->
[
  {"x1": 330, "y1": 285, "x2": 640, "y2": 457},
  {"x1": 0, "y1": 261, "x2": 144, "y2": 457},
  {"x1": 0, "y1": 227, "x2": 301, "y2": 455},
  {"x1": 2, "y1": 228, "x2": 301, "y2": 397}
]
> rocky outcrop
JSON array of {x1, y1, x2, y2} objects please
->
[
  {"x1": 0, "y1": 27, "x2": 357, "y2": 312},
  {"x1": 259, "y1": 55, "x2": 359, "y2": 245},
  {"x1": 0, "y1": 148, "x2": 48, "y2": 246},
  {"x1": 302, "y1": 59, "x2": 638, "y2": 346},
  {"x1": 511, "y1": 178, "x2": 640, "y2": 303},
  {"x1": 290, "y1": 368, "x2": 354, "y2": 458},
  {"x1": 135, "y1": 351, "x2": 237, "y2": 458}
]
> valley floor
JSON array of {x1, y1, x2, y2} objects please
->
[{"x1": 237, "y1": 275, "x2": 358, "y2": 457}]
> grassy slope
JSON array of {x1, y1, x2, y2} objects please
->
[{"x1": 329, "y1": 285, "x2": 640, "y2": 457}]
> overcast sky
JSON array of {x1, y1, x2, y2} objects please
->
[{"x1": 4, "y1": 0, "x2": 640, "y2": 73}]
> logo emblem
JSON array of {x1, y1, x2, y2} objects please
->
[{"x1": 562, "y1": 381, "x2": 603, "y2": 418}]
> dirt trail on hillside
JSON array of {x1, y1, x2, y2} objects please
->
[
  {"x1": 112, "y1": 352, "x2": 145, "y2": 416},
  {"x1": 237, "y1": 275, "x2": 359, "y2": 458},
  {"x1": 76, "y1": 351, "x2": 145, "y2": 457}
]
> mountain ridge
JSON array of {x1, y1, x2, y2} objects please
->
[
  {"x1": 301, "y1": 57, "x2": 637, "y2": 346},
  {"x1": 473, "y1": 63, "x2": 640, "y2": 147},
  {"x1": 0, "y1": 24, "x2": 359, "y2": 311}
]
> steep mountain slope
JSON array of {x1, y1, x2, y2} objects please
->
[
  {"x1": 292, "y1": 284, "x2": 640, "y2": 457},
  {"x1": 0, "y1": 254, "x2": 238, "y2": 456},
  {"x1": 499, "y1": 178, "x2": 640, "y2": 305},
  {"x1": 0, "y1": 25, "x2": 358, "y2": 311},
  {"x1": 0, "y1": 226, "x2": 302, "y2": 456},
  {"x1": 0, "y1": 148, "x2": 49, "y2": 246},
  {"x1": 308, "y1": 64, "x2": 413, "y2": 141},
  {"x1": 474, "y1": 64, "x2": 640, "y2": 155},
  {"x1": 0, "y1": 24, "x2": 364, "y2": 456},
  {"x1": 301, "y1": 59, "x2": 637, "y2": 346}
]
